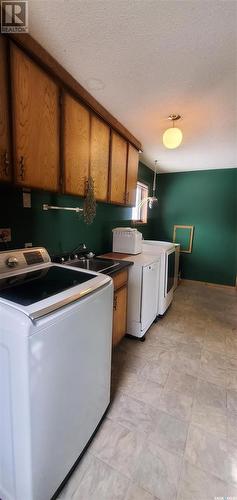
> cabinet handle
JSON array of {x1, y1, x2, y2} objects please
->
[
  {"x1": 113, "y1": 295, "x2": 117, "y2": 311},
  {"x1": 3, "y1": 151, "x2": 10, "y2": 177},
  {"x1": 19, "y1": 156, "x2": 25, "y2": 181}
]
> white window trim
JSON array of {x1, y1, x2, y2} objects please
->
[{"x1": 132, "y1": 181, "x2": 149, "y2": 224}]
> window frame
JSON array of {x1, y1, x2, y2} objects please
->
[{"x1": 132, "y1": 181, "x2": 149, "y2": 225}]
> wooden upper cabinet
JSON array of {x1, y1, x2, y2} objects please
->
[
  {"x1": 0, "y1": 37, "x2": 11, "y2": 182},
  {"x1": 110, "y1": 132, "x2": 127, "y2": 204},
  {"x1": 90, "y1": 115, "x2": 110, "y2": 201},
  {"x1": 126, "y1": 144, "x2": 139, "y2": 206},
  {"x1": 11, "y1": 44, "x2": 59, "y2": 191},
  {"x1": 63, "y1": 93, "x2": 90, "y2": 196}
]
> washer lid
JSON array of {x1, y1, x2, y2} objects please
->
[
  {"x1": 143, "y1": 240, "x2": 175, "y2": 251},
  {"x1": 0, "y1": 265, "x2": 97, "y2": 306},
  {"x1": 0, "y1": 263, "x2": 111, "y2": 321}
]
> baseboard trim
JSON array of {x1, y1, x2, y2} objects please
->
[{"x1": 181, "y1": 278, "x2": 236, "y2": 290}]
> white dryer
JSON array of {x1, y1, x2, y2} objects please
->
[{"x1": 142, "y1": 240, "x2": 176, "y2": 315}]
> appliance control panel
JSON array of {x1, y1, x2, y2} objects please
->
[
  {"x1": 0, "y1": 247, "x2": 51, "y2": 274},
  {"x1": 24, "y1": 250, "x2": 44, "y2": 265}
]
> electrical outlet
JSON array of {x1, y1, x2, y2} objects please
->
[{"x1": 0, "y1": 228, "x2": 11, "y2": 242}]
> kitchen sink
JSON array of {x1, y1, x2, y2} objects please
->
[{"x1": 66, "y1": 258, "x2": 120, "y2": 273}]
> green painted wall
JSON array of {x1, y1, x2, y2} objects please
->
[
  {"x1": 2, "y1": 162, "x2": 234, "y2": 286},
  {"x1": 0, "y1": 162, "x2": 154, "y2": 256},
  {"x1": 154, "y1": 168, "x2": 237, "y2": 286}
]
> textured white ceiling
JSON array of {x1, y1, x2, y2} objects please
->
[{"x1": 27, "y1": 0, "x2": 237, "y2": 173}]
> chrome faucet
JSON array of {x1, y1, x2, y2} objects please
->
[{"x1": 71, "y1": 243, "x2": 87, "y2": 258}]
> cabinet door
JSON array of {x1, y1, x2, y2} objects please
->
[
  {"x1": 64, "y1": 93, "x2": 90, "y2": 196},
  {"x1": 126, "y1": 144, "x2": 139, "y2": 206},
  {"x1": 90, "y1": 115, "x2": 110, "y2": 201},
  {"x1": 0, "y1": 37, "x2": 11, "y2": 182},
  {"x1": 112, "y1": 286, "x2": 127, "y2": 347},
  {"x1": 110, "y1": 132, "x2": 127, "y2": 204},
  {"x1": 141, "y1": 262, "x2": 159, "y2": 330},
  {"x1": 11, "y1": 44, "x2": 59, "y2": 191}
]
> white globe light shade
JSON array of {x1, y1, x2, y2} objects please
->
[{"x1": 163, "y1": 127, "x2": 183, "y2": 149}]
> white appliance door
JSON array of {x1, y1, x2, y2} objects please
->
[
  {"x1": 141, "y1": 262, "x2": 159, "y2": 331},
  {"x1": 29, "y1": 283, "x2": 113, "y2": 500},
  {"x1": 174, "y1": 245, "x2": 180, "y2": 289},
  {"x1": 165, "y1": 248, "x2": 175, "y2": 297}
]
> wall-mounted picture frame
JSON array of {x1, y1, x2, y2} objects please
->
[{"x1": 173, "y1": 225, "x2": 194, "y2": 253}]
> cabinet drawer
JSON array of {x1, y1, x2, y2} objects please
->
[{"x1": 112, "y1": 269, "x2": 128, "y2": 291}]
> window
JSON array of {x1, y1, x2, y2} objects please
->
[{"x1": 132, "y1": 182, "x2": 148, "y2": 224}]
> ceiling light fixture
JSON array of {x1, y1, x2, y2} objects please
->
[{"x1": 163, "y1": 114, "x2": 183, "y2": 149}]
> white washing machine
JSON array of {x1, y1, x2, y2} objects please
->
[
  {"x1": 0, "y1": 247, "x2": 113, "y2": 500},
  {"x1": 142, "y1": 240, "x2": 176, "y2": 315},
  {"x1": 120, "y1": 253, "x2": 160, "y2": 339}
]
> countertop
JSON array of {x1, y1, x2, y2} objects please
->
[
  {"x1": 99, "y1": 252, "x2": 160, "y2": 269},
  {"x1": 99, "y1": 252, "x2": 132, "y2": 260},
  {"x1": 98, "y1": 253, "x2": 133, "y2": 276}
]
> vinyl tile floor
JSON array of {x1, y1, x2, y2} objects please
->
[{"x1": 58, "y1": 281, "x2": 237, "y2": 500}]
